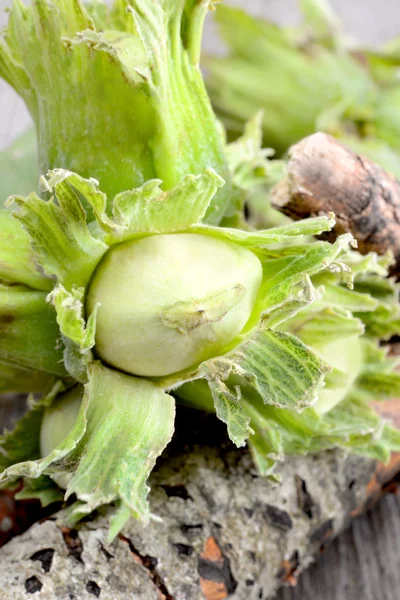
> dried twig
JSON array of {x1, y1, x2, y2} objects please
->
[{"x1": 272, "y1": 133, "x2": 400, "y2": 270}]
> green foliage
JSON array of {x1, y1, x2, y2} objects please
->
[
  {"x1": 0, "y1": 129, "x2": 37, "y2": 199},
  {"x1": 207, "y1": 2, "x2": 400, "y2": 178},
  {"x1": 0, "y1": 0, "x2": 230, "y2": 223},
  {"x1": 0, "y1": 209, "x2": 51, "y2": 291}
]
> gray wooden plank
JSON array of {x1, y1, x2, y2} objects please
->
[{"x1": 276, "y1": 493, "x2": 400, "y2": 600}]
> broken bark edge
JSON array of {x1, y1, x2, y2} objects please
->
[{"x1": 0, "y1": 405, "x2": 399, "y2": 600}]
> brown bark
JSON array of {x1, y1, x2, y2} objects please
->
[
  {"x1": 271, "y1": 133, "x2": 400, "y2": 270},
  {"x1": 0, "y1": 401, "x2": 399, "y2": 599}
]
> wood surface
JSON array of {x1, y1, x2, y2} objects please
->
[{"x1": 278, "y1": 492, "x2": 400, "y2": 600}]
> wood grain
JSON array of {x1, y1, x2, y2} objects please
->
[{"x1": 276, "y1": 493, "x2": 400, "y2": 600}]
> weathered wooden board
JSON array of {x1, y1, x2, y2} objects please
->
[{"x1": 277, "y1": 492, "x2": 400, "y2": 600}]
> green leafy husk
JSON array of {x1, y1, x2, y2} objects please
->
[
  {"x1": 206, "y1": 1, "x2": 400, "y2": 177},
  {"x1": 0, "y1": 129, "x2": 38, "y2": 199},
  {"x1": 0, "y1": 284, "x2": 67, "y2": 389},
  {"x1": 0, "y1": 165, "x2": 342, "y2": 529},
  {"x1": 0, "y1": 0, "x2": 230, "y2": 223},
  {"x1": 1, "y1": 154, "x2": 399, "y2": 534},
  {"x1": 1, "y1": 365, "x2": 175, "y2": 541},
  {"x1": 0, "y1": 207, "x2": 51, "y2": 289},
  {"x1": 178, "y1": 241, "x2": 400, "y2": 479},
  {"x1": 0, "y1": 196, "x2": 64, "y2": 392}
]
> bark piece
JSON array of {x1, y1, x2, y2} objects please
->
[
  {"x1": 0, "y1": 406, "x2": 398, "y2": 600},
  {"x1": 272, "y1": 133, "x2": 400, "y2": 269}
]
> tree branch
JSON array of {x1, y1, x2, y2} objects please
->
[{"x1": 272, "y1": 133, "x2": 400, "y2": 271}]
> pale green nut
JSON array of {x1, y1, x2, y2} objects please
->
[
  {"x1": 313, "y1": 335, "x2": 362, "y2": 414},
  {"x1": 86, "y1": 233, "x2": 263, "y2": 377},
  {"x1": 40, "y1": 386, "x2": 83, "y2": 458},
  {"x1": 40, "y1": 385, "x2": 83, "y2": 488}
]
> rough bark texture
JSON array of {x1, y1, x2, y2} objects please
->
[
  {"x1": 0, "y1": 405, "x2": 399, "y2": 600},
  {"x1": 272, "y1": 133, "x2": 400, "y2": 270}
]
